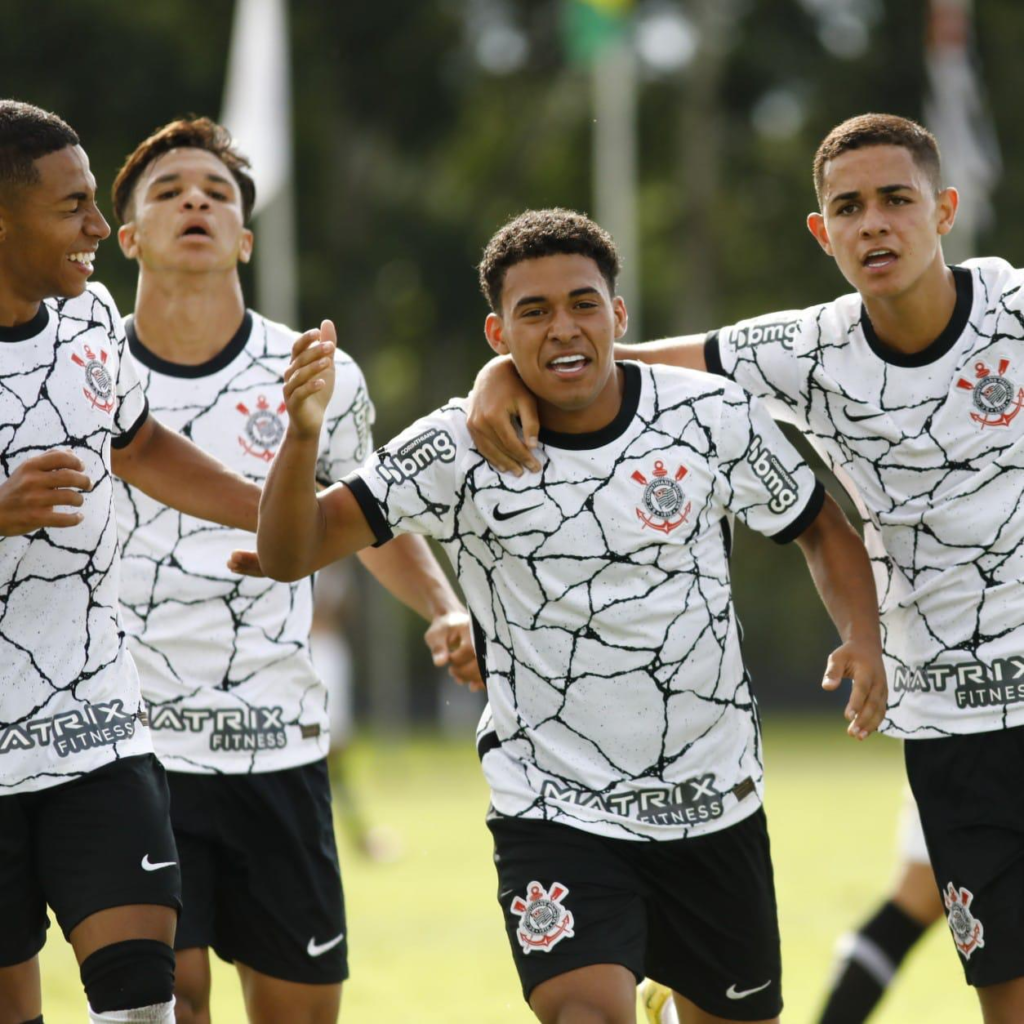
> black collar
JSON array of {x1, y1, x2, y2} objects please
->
[
  {"x1": 0, "y1": 303, "x2": 49, "y2": 343},
  {"x1": 539, "y1": 361, "x2": 641, "y2": 450},
  {"x1": 125, "y1": 311, "x2": 253, "y2": 378}
]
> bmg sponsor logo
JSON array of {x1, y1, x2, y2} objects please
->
[
  {"x1": 746, "y1": 436, "x2": 799, "y2": 514},
  {"x1": 149, "y1": 704, "x2": 288, "y2": 751},
  {"x1": 375, "y1": 427, "x2": 456, "y2": 486},
  {"x1": 0, "y1": 700, "x2": 138, "y2": 758},
  {"x1": 732, "y1": 320, "x2": 800, "y2": 351}
]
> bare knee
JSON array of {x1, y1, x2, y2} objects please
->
[
  {"x1": 174, "y1": 948, "x2": 211, "y2": 1024},
  {"x1": 978, "y1": 976, "x2": 1024, "y2": 1024},
  {"x1": 890, "y1": 860, "x2": 943, "y2": 927},
  {"x1": 529, "y1": 965, "x2": 636, "y2": 1024}
]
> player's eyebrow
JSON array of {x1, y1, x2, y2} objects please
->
[
  {"x1": 148, "y1": 172, "x2": 235, "y2": 189},
  {"x1": 513, "y1": 286, "x2": 600, "y2": 311},
  {"x1": 830, "y1": 183, "x2": 914, "y2": 206},
  {"x1": 60, "y1": 190, "x2": 89, "y2": 202}
]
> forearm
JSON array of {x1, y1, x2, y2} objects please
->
[
  {"x1": 797, "y1": 498, "x2": 880, "y2": 645},
  {"x1": 357, "y1": 534, "x2": 462, "y2": 622},
  {"x1": 112, "y1": 419, "x2": 259, "y2": 531},
  {"x1": 613, "y1": 333, "x2": 707, "y2": 370},
  {"x1": 257, "y1": 429, "x2": 325, "y2": 581}
]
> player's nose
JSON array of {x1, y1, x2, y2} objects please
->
[
  {"x1": 547, "y1": 306, "x2": 580, "y2": 340},
  {"x1": 181, "y1": 187, "x2": 211, "y2": 210},
  {"x1": 85, "y1": 203, "x2": 111, "y2": 240},
  {"x1": 859, "y1": 202, "x2": 890, "y2": 236}
]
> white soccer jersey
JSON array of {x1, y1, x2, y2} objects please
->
[
  {"x1": 706, "y1": 257, "x2": 1024, "y2": 738},
  {"x1": 345, "y1": 362, "x2": 823, "y2": 840},
  {"x1": 116, "y1": 311, "x2": 373, "y2": 773},
  {"x1": 0, "y1": 284, "x2": 152, "y2": 794}
]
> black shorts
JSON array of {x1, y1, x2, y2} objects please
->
[
  {"x1": 488, "y1": 808, "x2": 782, "y2": 1021},
  {"x1": 0, "y1": 753, "x2": 181, "y2": 967},
  {"x1": 906, "y1": 726, "x2": 1024, "y2": 988},
  {"x1": 168, "y1": 758, "x2": 347, "y2": 985}
]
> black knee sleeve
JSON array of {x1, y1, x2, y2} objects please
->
[
  {"x1": 80, "y1": 939, "x2": 175, "y2": 1013},
  {"x1": 20, "y1": 1017, "x2": 44, "y2": 1024}
]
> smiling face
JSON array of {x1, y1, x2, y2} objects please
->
[
  {"x1": 118, "y1": 147, "x2": 252, "y2": 273},
  {"x1": 807, "y1": 144, "x2": 958, "y2": 301},
  {"x1": 484, "y1": 253, "x2": 628, "y2": 434},
  {"x1": 0, "y1": 144, "x2": 110, "y2": 302}
]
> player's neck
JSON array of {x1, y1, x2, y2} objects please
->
[
  {"x1": 132, "y1": 269, "x2": 247, "y2": 365},
  {"x1": 860, "y1": 260, "x2": 958, "y2": 356},
  {"x1": 0, "y1": 271, "x2": 45, "y2": 328}
]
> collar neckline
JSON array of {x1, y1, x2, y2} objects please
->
[
  {"x1": 125, "y1": 311, "x2": 253, "y2": 378},
  {"x1": 0, "y1": 303, "x2": 50, "y2": 343},
  {"x1": 538, "y1": 361, "x2": 640, "y2": 450}
]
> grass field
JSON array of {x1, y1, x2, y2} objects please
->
[{"x1": 38, "y1": 718, "x2": 977, "y2": 1022}]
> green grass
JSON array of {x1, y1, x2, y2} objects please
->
[{"x1": 38, "y1": 719, "x2": 977, "y2": 1022}]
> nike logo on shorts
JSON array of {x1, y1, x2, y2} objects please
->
[
  {"x1": 726, "y1": 980, "x2": 771, "y2": 1000},
  {"x1": 307, "y1": 932, "x2": 345, "y2": 957},
  {"x1": 141, "y1": 854, "x2": 177, "y2": 872}
]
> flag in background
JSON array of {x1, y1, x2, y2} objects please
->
[{"x1": 924, "y1": 0, "x2": 1001, "y2": 262}]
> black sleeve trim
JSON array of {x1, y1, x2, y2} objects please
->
[
  {"x1": 771, "y1": 478, "x2": 825, "y2": 545},
  {"x1": 110, "y1": 398, "x2": 150, "y2": 450},
  {"x1": 704, "y1": 331, "x2": 729, "y2": 378},
  {"x1": 340, "y1": 472, "x2": 393, "y2": 548},
  {"x1": 477, "y1": 731, "x2": 500, "y2": 761}
]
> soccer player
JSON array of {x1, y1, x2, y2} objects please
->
[
  {"x1": 110, "y1": 117, "x2": 479, "y2": 1023},
  {"x1": 0, "y1": 100, "x2": 266, "y2": 1024},
  {"x1": 251, "y1": 208, "x2": 886, "y2": 1023},
  {"x1": 467, "y1": 114, "x2": 1024, "y2": 1023}
]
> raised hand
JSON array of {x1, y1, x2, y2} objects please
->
[
  {"x1": 283, "y1": 320, "x2": 337, "y2": 440},
  {"x1": 822, "y1": 639, "x2": 888, "y2": 740},
  {"x1": 0, "y1": 450, "x2": 92, "y2": 536},
  {"x1": 465, "y1": 356, "x2": 542, "y2": 475}
]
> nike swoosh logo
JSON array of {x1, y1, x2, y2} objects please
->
[
  {"x1": 494, "y1": 503, "x2": 542, "y2": 522},
  {"x1": 844, "y1": 406, "x2": 883, "y2": 422},
  {"x1": 726, "y1": 980, "x2": 771, "y2": 1000},
  {"x1": 141, "y1": 854, "x2": 177, "y2": 872},
  {"x1": 307, "y1": 932, "x2": 345, "y2": 957}
]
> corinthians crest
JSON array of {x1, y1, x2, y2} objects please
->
[
  {"x1": 236, "y1": 395, "x2": 287, "y2": 461},
  {"x1": 956, "y1": 358, "x2": 1024, "y2": 428},
  {"x1": 631, "y1": 460, "x2": 691, "y2": 534},
  {"x1": 70, "y1": 343, "x2": 114, "y2": 414},
  {"x1": 510, "y1": 880, "x2": 575, "y2": 954},
  {"x1": 943, "y1": 882, "x2": 985, "y2": 960}
]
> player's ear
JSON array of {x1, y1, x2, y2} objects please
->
[
  {"x1": 485, "y1": 312, "x2": 510, "y2": 355},
  {"x1": 612, "y1": 296, "x2": 628, "y2": 340},
  {"x1": 936, "y1": 186, "x2": 959, "y2": 237},
  {"x1": 117, "y1": 222, "x2": 139, "y2": 260},
  {"x1": 238, "y1": 227, "x2": 254, "y2": 264},
  {"x1": 806, "y1": 211, "x2": 833, "y2": 256}
]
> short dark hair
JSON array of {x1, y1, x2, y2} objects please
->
[
  {"x1": 0, "y1": 100, "x2": 79, "y2": 194},
  {"x1": 478, "y1": 208, "x2": 621, "y2": 314},
  {"x1": 813, "y1": 113, "x2": 942, "y2": 207},
  {"x1": 112, "y1": 116, "x2": 256, "y2": 224}
]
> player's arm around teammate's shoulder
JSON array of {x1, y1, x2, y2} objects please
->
[
  {"x1": 793, "y1": 493, "x2": 887, "y2": 739},
  {"x1": 257, "y1": 319, "x2": 377, "y2": 582},
  {"x1": 465, "y1": 333, "x2": 707, "y2": 474}
]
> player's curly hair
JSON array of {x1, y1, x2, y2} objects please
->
[
  {"x1": 0, "y1": 100, "x2": 79, "y2": 193},
  {"x1": 478, "y1": 208, "x2": 621, "y2": 314},
  {"x1": 813, "y1": 113, "x2": 942, "y2": 208},
  {"x1": 112, "y1": 116, "x2": 256, "y2": 224}
]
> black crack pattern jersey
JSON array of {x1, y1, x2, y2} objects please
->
[
  {"x1": 345, "y1": 363, "x2": 823, "y2": 840},
  {"x1": 706, "y1": 258, "x2": 1024, "y2": 738},
  {"x1": 115, "y1": 312, "x2": 373, "y2": 773},
  {"x1": 0, "y1": 284, "x2": 151, "y2": 794}
]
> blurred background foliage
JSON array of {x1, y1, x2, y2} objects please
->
[{"x1": 4, "y1": 0, "x2": 1021, "y2": 720}]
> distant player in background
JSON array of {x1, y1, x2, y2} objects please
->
[
  {"x1": 111, "y1": 117, "x2": 479, "y2": 1024},
  {"x1": 0, "y1": 100, "x2": 268, "y2": 1024},
  {"x1": 251, "y1": 207, "x2": 887, "y2": 1024},
  {"x1": 469, "y1": 113, "x2": 1024, "y2": 1024},
  {"x1": 815, "y1": 790, "x2": 943, "y2": 1023}
]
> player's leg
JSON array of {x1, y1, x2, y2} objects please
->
[
  {"x1": 235, "y1": 964, "x2": 341, "y2": 1024},
  {"x1": 816, "y1": 788, "x2": 941, "y2": 1023},
  {"x1": 641, "y1": 808, "x2": 782, "y2": 1024},
  {"x1": 173, "y1": 949, "x2": 212, "y2": 1024},
  {"x1": 488, "y1": 816, "x2": 649, "y2": 1023},
  {"x1": 38, "y1": 755, "x2": 181, "y2": 1022},
  {"x1": 905, "y1": 729, "x2": 1024, "y2": 1013},
  {"x1": 0, "y1": 958, "x2": 42, "y2": 1024},
  {"x1": 199, "y1": 761, "x2": 347, "y2": 1023}
]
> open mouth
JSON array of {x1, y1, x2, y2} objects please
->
[
  {"x1": 547, "y1": 353, "x2": 590, "y2": 377},
  {"x1": 67, "y1": 251, "x2": 95, "y2": 271},
  {"x1": 180, "y1": 225, "x2": 211, "y2": 238},
  {"x1": 862, "y1": 248, "x2": 897, "y2": 269}
]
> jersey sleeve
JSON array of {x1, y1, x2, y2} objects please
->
[
  {"x1": 714, "y1": 385, "x2": 824, "y2": 543},
  {"x1": 316, "y1": 350, "x2": 375, "y2": 487},
  {"x1": 91, "y1": 285, "x2": 147, "y2": 448},
  {"x1": 704, "y1": 306, "x2": 816, "y2": 418},
  {"x1": 340, "y1": 407, "x2": 465, "y2": 546}
]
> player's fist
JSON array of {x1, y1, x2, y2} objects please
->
[
  {"x1": 283, "y1": 320, "x2": 337, "y2": 440},
  {"x1": 0, "y1": 450, "x2": 93, "y2": 536},
  {"x1": 424, "y1": 611, "x2": 485, "y2": 692}
]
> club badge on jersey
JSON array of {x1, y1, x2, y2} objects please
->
[
  {"x1": 510, "y1": 881, "x2": 575, "y2": 954},
  {"x1": 631, "y1": 460, "x2": 691, "y2": 534},
  {"x1": 70, "y1": 342, "x2": 115, "y2": 414},
  {"x1": 236, "y1": 394, "x2": 287, "y2": 461},
  {"x1": 956, "y1": 358, "x2": 1024, "y2": 429},
  {"x1": 943, "y1": 882, "x2": 985, "y2": 960}
]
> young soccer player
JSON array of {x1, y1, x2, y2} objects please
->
[
  {"x1": 253, "y1": 208, "x2": 886, "y2": 1023},
  {"x1": 0, "y1": 101, "x2": 266, "y2": 1024},
  {"x1": 469, "y1": 114, "x2": 1024, "y2": 1023},
  {"x1": 110, "y1": 117, "x2": 479, "y2": 1024}
]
